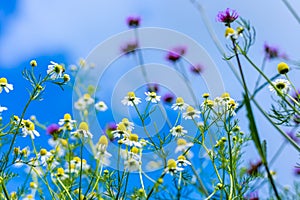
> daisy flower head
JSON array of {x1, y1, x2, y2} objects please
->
[
  {"x1": 22, "y1": 119, "x2": 40, "y2": 139},
  {"x1": 145, "y1": 91, "x2": 161, "y2": 103},
  {"x1": 0, "y1": 77, "x2": 13, "y2": 93},
  {"x1": 216, "y1": 8, "x2": 239, "y2": 25},
  {"x1": 171, "y1": 97, "x2": 189, "y2": 111},
  {"x1": 119, "y1": 118, "x2": 134, "y2": 131},
  {"x1": 269, "y1": 79, "x2": 291, "y2": 95},
  {"x1": 170, "y1": 125, "x2": 187, "y2": 137},
  {"x1": 183, "y1": 106, "x2": 200, "y2": 119},
  {"x1": 164, "y1": 159, "x2": 183, "y2": 175},
  {"x1": 47, "y1": 61, "x2": 65, "y2": 80},
  {"x1": 124, "y1": 157, "x2": 140, "y2": 172},
  {"x1": 277, "y1": 62, "x2": 289, "y2": 74},
  {"x1": 38, "y1": 148, "x2": 52, "y2": 166},
  {"x1": 175, "y1": 138, "x2": 194, "y2": 153},
  {"x1": 225, "y1": 27, "x2": 238, "y2": 39},
  {"x1": 23, "y1": 194, "x2": 35, "y2": 200},
  {"x1": 58, "y1": 113, "x2": 76, "y2": 130},
  {"x1": 120, "y1": 133, "x2": 142, "y2": 148},
  {"x1": 176, "y1": 155, "x2": 191, "y2": 167},
  {"x1": 121, "y1": 91, "x2": 141, "y2": 106},
  {"x1": 71, "y1": 122, "x2": 93, "y2": 138},
  {"x1": 95, "y1": 101, "x2": 108, "y2": 111},
  {"x1": 55, "y1": 167, "x2": 68, "y2": 180},
  {"x1": 112, "y1": 123, "x2": 130, "y2": 139},
  {"x1": 0, "y1": 105, "x2": 7, "y2": 113}
]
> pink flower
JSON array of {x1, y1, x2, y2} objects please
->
[
  {"x1": 126, "y1": 16, "x2": 141, "y2": 28},
  {"x1": 121, "y1": 41, "x2": 139, "y2": 55},
  {"x1": 216, "y1": 8, "x2": 239, "y2": 25},
  {"x1": 190, "y1": 64, "x2": 204, "y2": 74},
  {"x1": 163, "y1": 93, "x2": 175, "y2": 104},
  {"x1": 166, "y1": 46, "x2": 186, "y2": 62}
]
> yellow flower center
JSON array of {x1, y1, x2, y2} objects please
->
[
  {"x1": 177, "y1": 138, "x2": 187, "y2": 146},
  {"x1": 228, "y1": 99, "x2": 236, "y2": 109},
  {"x1": 57, "y1": 167, "x2": 65, "y2": 176},
  {"x1": 64, "y1": 113, "x2": 72, "y2": 121},
  {"x1": 99, "y1": 135, "x2": 108, "y2": 146},
  {"x1": 60, "y1": 139, "x2": 68, "y2": 147},
  {"x1": 131, "y1": 147, "x2": 139, "y2": 154},
  {"x1": 176, "y1": 97, "x2": 184, "y2": 104},
  {"x1": 186, "y1": 106, "x2": 195, "y2": 113},
  {"x1": 129, "y1": 133, "x2": 139, "y2": 142},
  {"x1": 277, "y1": 62, "x2": 289, "y2": 74},
  {"x1": 24, "y1": 120, "x2": 35, "y2": 131},
  {"x1": 79, "y1": 122, "x2": 89, "y2": 131},
  {"x1": 149, "y1": 92, "x2": 157, "y2": 98},
  {"x1": 202, "y1": 93, "x2": 210, "y2": 98},
  {"x1": 73, "y1": 156, "x2": 81, "y2": 163},
  {"x1": 54, "y1": 64, "x2": 64, "y2": 73},
  {"x1": 0, "y1": 77, "x2": 8, "y2": 86},
  {"x1": 221, "y1": 92, "x2": 230, "y2": 99},
  {"x1": 204, "y1": 99, "x2": 214, "y2": 107},
  {"x1": 177, "y1": 155, "x2": 186, "y2": 161},
  {"x1": 29, "y1": 182, "x2": 36, "y2": 188},
  {"x1": 127, "y1": 91, "x2": 136, "y2": 100},
  {"x1": 30, "y1": 60, "x2": 37, "y2": 67},
  {"x1": 225, "y1": 27, "x2": 235, "y2": 37},
  {"x1": 117, "y1": 123, "x2": 127, "y2": 132},
  {"x1": 40, "y1": 148, "x2": 47, "y2": 156},
  {"x1": 167, "y1": 159, "x2": 177, "y2": 169}
]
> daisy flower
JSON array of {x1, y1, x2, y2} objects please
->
[
  {"x1": 0, "y1": 105, "x2": 7, "y2": 113},
  {"x1": 71, "y1": 122, "x2": 93, "y2": 138},
  {"x1": 269, "y1": 79, "x2": 291, "y2": 95},
  {"x1": 145, "y1": 91, "x2": 161, "y2": 103},
  {"x1": 183, "y1": 106, "x2": 200, "y2": 119},
  {"x1": 47, "y1": 61, "x2": 65, "y2": 80},
  {"x1": 112, "y1": 123, "x2": 130, "y2": 138},
  {"x1": 175, "y1": 138, "x2": 194, "y2": 153},
  {"x1": 118, "y1": 118, "x2": 134, "y2": 131},
  {"x1": 95, "y1": 101, "x2": 108, "y2": 111},
  {"x1": 171, "y1": 97, "x2": 189, "y2": 111},
  {"x1": 170, "y1": 125, "x2": 187, "y2": 137},
  {"x1": 22, "y1": 194, "x2": 35, "y2": 200},
  {"x1": 0, "y1": 77, "x2": 13, "y2": 93},
  {"x1": 119, "y1": 133, "x2": 142, "y2": 148},
  {"x1": 164, "y1": 159, "x2": 183, "y2": 175},
  {"x1": 176, "y1": 155, "x2": 191, "y2": 167},
  {"x1": 55, "y1": 167, "x2": 68, "y2": 180},
  {"x1": 124, "y1": 157, "x2": 140, "y2": 172},
  {"x1": 121, "y1": 91, "x2": 141, "y2": 106},
  {"x1": 22, "y1": 120, "x2": 40, "y2": 139},
  {"x1": 95, "y1": 136, "x2": 112, "y2": 166},
  {"x1": 38, "y1": 148, "x2": 52, "y2": 166},
  {"x1": 58, "y1": 113, "x2": 76, "y2": 131}
]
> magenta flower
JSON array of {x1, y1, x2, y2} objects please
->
[
  {"x1": 190, "y1": 64, "x2": 204, "y2": 74},
  {"x1": 163, "y1": 93, "x2": 175, "y2": 104},
  {"x1": 217, "y1": 8, "x2": 239, "y2": 25},
  {"x1": 166, "y1": 46, "x2": 186, "y2": 62},
  {"x1": 106, "y1": 122, "x2": 117, "y2": 141},
  {"x1": 121, "y1": 41, "x2": 139, "y2": 55},
  {"x1": 126, "y1": 16, "x2": 140, "y2": 28},
  {"x1": 294, "y1": 167, "x2": 300, "y2": 176},
  {"x1": 46, "y1": 124, "x2": 60, "y2": 135}
]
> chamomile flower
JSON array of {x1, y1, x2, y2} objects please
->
[
  {"x1": 58, "y1": 113, "x2": 76, "y2": 130},
  {"x1": 55, "y1": 167, "x2": 68, "y2": 180},
  {"x1": 95, "y1": 136, "x2": 112, "y2": 166},
  {"x1": 0, "y1": 106, "x2": 7, "y2": 113},
  {"x1": 175, "y1": 138, "x2": 194, "y2": 153},
  {"x1": 164, "y1": 159, "x2": 183, "y2": 175},
  {"x1": 95, "y1": 101, "x2": 108, "y2": 111},
  {"x1": 47, "y1": 61, "x2": 65, "y2": 80},
  {"x1": 38, "y1": 148, "x2": 52, "y2": 166},
  {"x1": 112, "y1": 123, "x2": 130, "y2": 138},
  {"x1": 70, "y1": 157, "x2": 90, "y2": 171},
  {"x1": 183, "y1": 106, "x2": 200, "y2": 119},
  {"x1": 22, "y1": 194, "x2": 35, "y2": 200},
  {"x1": 71, "y1": 122, "x2": 93, "y2": 138},
  {"x1": 170, "y1": 125, "x2": 187, "y2": 137},
  {"x1": 124, "y1": 157, "x2": 140, "y2": 172},
  {"x1": 119, "y1": 133, "x2": 142, "y2": 148},
  {"x1": 269, "y1": 79, "x2": 291, "y2": 95},
  {"x1": 176, "y1": 155, "x2": 191, "y2": 167},
  {"x1": 171, "y1": 97, "x2": 188, "y2": 111},
  {"x1": 118, "y1": 118, "x2": 134, "y2": 131},
  {"x1": 22, "y1": 120, "x2": 40, "y2": 139},
  {"x1": 145, "y1": 91, "x2": 161, "y2": 103},
  {"x1": 0, "y1": 77, "x2": 13, "y2": 93},
  {"x1": 121, "y1": 91, "x2": 141, "y2": 106}
]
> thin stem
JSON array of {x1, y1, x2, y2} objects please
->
[{"x1": 281, "y1": 0, "x2": 300, "y2": 24}]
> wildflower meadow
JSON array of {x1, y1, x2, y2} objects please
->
[{"x1": 0, "y1": 1, "x2": 300, "y2": 200}]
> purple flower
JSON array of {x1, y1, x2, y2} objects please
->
[
  {"x1": 294, "y1": 167, "x2": 300, "y2": 176},
  {"x1": 216, "y1": 8, "x2": 239, "y2": 25},
  {"x1": 126, "y1": 16, "x2": 140, "y2": 28},
  {"x1": 163, "y1": 93, "x2": 175, "y2": 104},
  {"x1": 166, "y1": 46, "x2": 186, "y2": 62},
  {"x1": 264, "y1": 43, "x2": 287, "y2": 60},
  {"x1": 106, "y1": 122, "x2": 117, "y2": 141},
  {"x1": 287, "y1": 131, "x2": 300, "y2": 144},
  {"x1": 121, "y1": 41, "x2": 139, "y2": 55},
  {"x1": 190, "y1": 64, "x2": 204, "y2": 74},
  {"x1": 247, "y1": 160, "x2": 262, "y2": 175},
  {"x1": 46, "y1": 124, "x2": 60, "y2": 135}
]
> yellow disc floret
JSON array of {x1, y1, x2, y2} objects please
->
[{"x1": 277, "y1": 62, "x2": 289, "y2": 74}]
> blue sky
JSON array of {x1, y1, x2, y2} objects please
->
[{"x1": 1, "y1": 0, "x2": 300, "y2": 197}]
